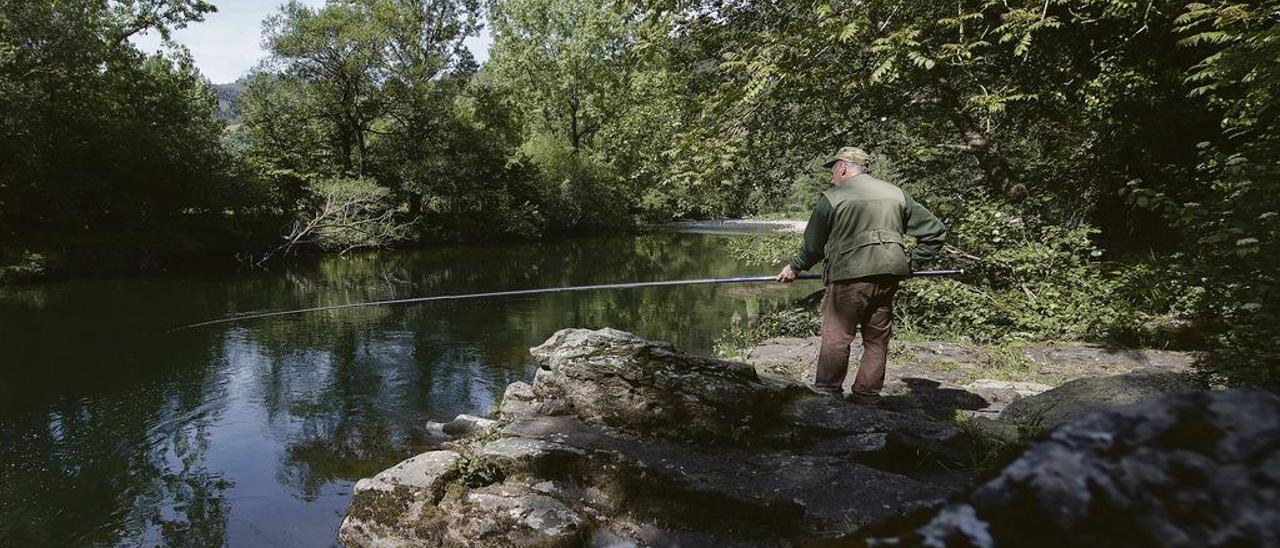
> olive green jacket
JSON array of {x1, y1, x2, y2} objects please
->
[{"x1": 789, "y1": 174, "x2": 947, "y2": 282}]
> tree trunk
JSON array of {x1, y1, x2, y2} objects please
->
[
  {"x1": 407, "y1": 192, "x2": 422, "y2": 218},
  {"x1": 932, "y1": 78, "x2": 1019, "y2": 200},
  {"x1": 568, "y1": 96, "x2": 581, "y2": 153}
]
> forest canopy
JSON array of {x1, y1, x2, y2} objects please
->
[{"x1": 1, "y1": 0, "x2": 1276, "y2": 387}]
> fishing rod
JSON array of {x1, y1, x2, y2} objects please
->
[{"x1": 169, "y1": 269, "x2": 963, "y2": 332}]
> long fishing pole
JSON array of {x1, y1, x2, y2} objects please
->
[{"x1": 169, "y1": 269, "x2": 963, "y2": 332}]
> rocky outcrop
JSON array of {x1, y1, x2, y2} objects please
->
[
  {"x1": 744, "y1": 336, "x2": 1197, "y2": 420},
  {"x1": 341, "y1": 451, "x2": 462, "y2": 547},
  {"x1": 998, "y1": 368, "x2": 1205, "y2": 430},
  {"x1": 339, "y1": 328, "x2": 975, "y2": 547},
  {"x1": 864, "y1": 388, "x2": 1280, "y2": 547},
  {"x1": 527, "y1": 328, "x2": 783, "y2": 444}
]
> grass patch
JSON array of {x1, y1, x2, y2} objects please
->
[
  {"x1": 957, "y1": 344, "x2": 1042, "y2": 384},
  {"x1": 888, "y1": 339, "x2": 916, "y2": 364},
  {"x1": 953, "y1": 409, "x2": 1050, "y2": 475},
  {"x1": 928, "y1": 360, "x2": 960, "y2": 373}
]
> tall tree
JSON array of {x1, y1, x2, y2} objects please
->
[
  {"x1": 485, "y1": 0, "x2": 685, "y2": 227},
  {"x1": 258, "y1": 1, "x2": 391, "y2": 177},
  {"x1": 488, "y1": 0, "x2": 636, "y2": 153},
  {"x1": 0, "y1": 0, "x2": 255, "y2": 277}
]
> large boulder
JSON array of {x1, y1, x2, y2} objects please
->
[
  {"x1": 529, "y1": 328, "x2": 786, "y2": 443},
  {"x1": 864, "y1": 389, "x2": 1280, "y2": 547},
  {"x1": 339, "y1": 451, "x2": 461, "y2": 547},
  {"x1": 342, "y1": 328, "x2": 976, "y2": 547},
  {"x1": 998, "y1": 368, "x2": 1205, "y2": 430}
]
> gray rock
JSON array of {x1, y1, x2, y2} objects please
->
[
  {"x1": 339, "y1": 451, "x2": 461, "y2": 547},
  {"x1": 530, "y1": 328, "x2": 783, "y2": 443},
  {"x1": 441, "y1": 482, "x2": 585, "y2": 546},
  {"x1": 353, "y1": 450, "x2": 460, "y2": 495},
  {"x1": 479, "y1": 436, "x2": 586, "y2": 475},
  {"x1": 960, "y1": 380, "x2": 1054, "y2": 417},
  {"x1": 963, "y1": 379, "x2": 1053, "y2": 398},
  {"x1": 907, "y1": 340, "x2": 991, "y2": 367},
  {"x1": 496, "y1": 414, "x2": 953, "y2": 536},
  {"x1": 767, "y1": 395, "x2": 973, "y2": 467},
  {"x1": 745, "y1": 337, "x2": 984, "y2": 384},
  {"x1": 1017, "y1": 343, "x2": 1195, "y2": 371},
  {"x1": 866, "y1": 389, "x2": 1280, "y2": 547},
  {"x1": 742, "y1": 337, "x2": 1198, "y2": 421},
  {"x1": 745, "y1": 336, "x2": 826, "y2": 380},
  {"x1": 999, "y1": 368, "x2": 1205, "y2": 430},
  {"x1": 441, "y1": 414, "x2": 498, "y2": 437},
  {"x1": 499, "y1": 381, "x2": 537, "y2": 419}
]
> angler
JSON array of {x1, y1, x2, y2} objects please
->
[{"x1": 776, "y1": 146, "x2": 949, "y2": 407}]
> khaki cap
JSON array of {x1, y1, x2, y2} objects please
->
[{"x1": 822, "y1": 146, "x2": 870, "y2": 168}]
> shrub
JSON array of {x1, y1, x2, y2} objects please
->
[
  {"x1": 295, "y1": 177, "x2": 409, "y2": 254},
  {"x1": 716, "y1": 306, "x2": 821, "y2": 357}
]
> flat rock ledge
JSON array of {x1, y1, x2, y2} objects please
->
[
  {"x1": 745, "y1": 336, "x2": 1199, "y2": 420},
  {"x1": 339, "y1": 328, "x2": 975, "y2": 547}
]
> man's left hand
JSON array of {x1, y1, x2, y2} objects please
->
[{"x1": 776, "y1": 264, "x2": 797, "y2": 283}]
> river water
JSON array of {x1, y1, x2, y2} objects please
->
[{"x1": 0, "y1": 231, "x2": 813, "y2": 546}]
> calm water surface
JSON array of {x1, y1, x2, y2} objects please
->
[{"x1": 0, "y1": 231, "x2": 813, "y2": 547}]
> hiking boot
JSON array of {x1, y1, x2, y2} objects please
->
[{"x1": 850, "y1": 392, "x2": 881, "y2": 407}]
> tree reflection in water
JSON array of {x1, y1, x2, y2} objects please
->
[{"x1": 0, "y1": 232, "x2": 810, "y2": 545}]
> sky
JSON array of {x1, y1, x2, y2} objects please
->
[{"x1": 132, "y1": 0, "x2": 493, "y2": 84}]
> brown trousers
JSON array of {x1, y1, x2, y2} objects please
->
[{"x1": 814, "y1": 276, "x2": 900, "y2": 404}]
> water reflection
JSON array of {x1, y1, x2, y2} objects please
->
[{"x1": 0, "y1": 232, "x2": 811, "y2": 546}]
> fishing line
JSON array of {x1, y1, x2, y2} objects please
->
[{"x1": 169, "y1": 270, "x2": 962, "y2": 332}]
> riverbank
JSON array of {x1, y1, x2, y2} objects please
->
[
  {"x1": 743, "y1": 336, "x2": 1198, "y2": 420},
  {"x1": 338, "y1": 328, "x2": 1259, "y2": 546},
  {"x1": 0, "y1": 220, "x2": 791, "y2": 287}
]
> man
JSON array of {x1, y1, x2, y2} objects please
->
[{"x1": 776, "y1": 147, "x2": 947, "y2": 405}]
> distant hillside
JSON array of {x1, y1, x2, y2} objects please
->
[{"x1": 213, "y1": 80, "x2": 246, "y2": 123}]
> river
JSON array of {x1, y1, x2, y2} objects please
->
[{"x1": 0, "y1": 230, "x2": 814, "y2": 546}]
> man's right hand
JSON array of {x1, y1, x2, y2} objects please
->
[{"x1": 776, "y1": 264, "x2": 797, "y2": 283}]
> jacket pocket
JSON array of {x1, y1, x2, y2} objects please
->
[{"x1": 841, "y1": 229, "x2": 906, "y2": 253}]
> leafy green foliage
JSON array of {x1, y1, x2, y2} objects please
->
[
  {"x1": 485, "y1": 0, "x2": 685, "y2": 226},
  {"x1": 640, "y1": 0, "x2": 1276, "y2": 387},
  {"x1": 449, "y1": 454, "x2": 504, "y2": 488},
  {"x1": 1149, "y1": 1, "x2": 1280, "y2": 388},
  {"x1": 723, "y1": 233, "x2": 803, "y2": 267},
  {"x1": 722, "y1": 197, "x2": 1192, "y2": 346},
  {"x1": 716, "y1": 307, "x2": 821, "y2": 358},
  {"x1": 0, "y1": 251, "x2": 50, "y2": 284},
  {"x1": 0, "y1": 0, "x2": 263, "y2": 278},
  {"x1": 297, "y1": 177, "x2": 408, "y2": 254},
  {"x1": 897, "y1": 198, "x2": 1131, "y2": 342}
]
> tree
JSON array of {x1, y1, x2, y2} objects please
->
[
  {"x1": 1129, "y1": 1, "x2": 1280, "y2": 387},
  {"x1": 0, "y1": 0, "x2": 259, "y2": 277},
  {"x1": 485, "y1": 0, "x2": 685, "y2": 227},
  {"x1": 644, "y1": 0, "x2": 1217, "y2": 240},
  {"x1": 240, "y1": 0, "x2": 508, "y2": 246},
  {"x1": 258, "y1": 1, "x2": 392, "y2": 177},
  {"x1": 488, "y1": 0, "x2": 635, "y2": 153}
]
